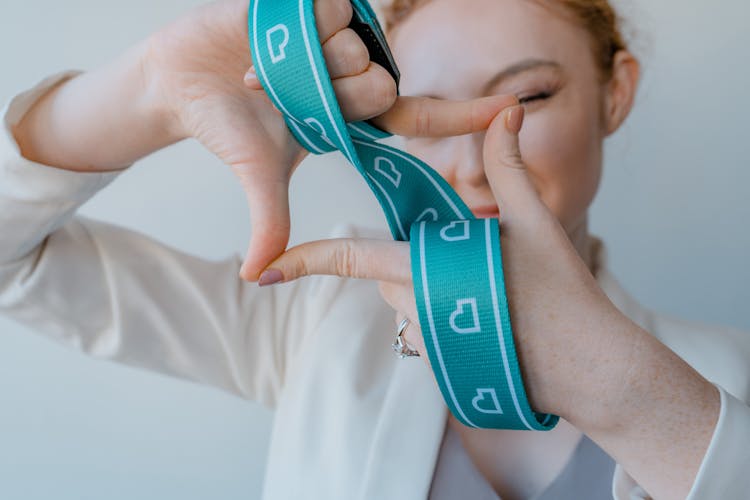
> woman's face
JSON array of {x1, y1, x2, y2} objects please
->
[{"x1": 390, "y1": 0, "x2": 609, "y2": 232}]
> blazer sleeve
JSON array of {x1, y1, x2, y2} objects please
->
[
  {"x1": 610, "y1": 310, "x2": 750, "y2": 500},
  {"x1": 612, "y1": 383, "x2": 750, "y2": 500},
  {"x1": 0, "y1": 73, "x2": 329, "y2": 410}
]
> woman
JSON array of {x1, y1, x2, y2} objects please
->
[{"x1": 1, "y1": 0, "x2": 748, "y2": 499}]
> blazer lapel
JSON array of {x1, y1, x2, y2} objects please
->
[{"x1": 358, "y1": 354, "x2": 448, "y2": 499}]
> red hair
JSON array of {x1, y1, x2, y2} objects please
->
[{"x1": 381, "y1": 0, "x2": 628, "y2": 81}]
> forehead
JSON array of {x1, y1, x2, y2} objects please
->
[{"x1": 389, "y1": 0, "x2": 596, "y2": 96}]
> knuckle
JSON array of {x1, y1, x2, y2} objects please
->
[
  {"x1": 294, "y1": 255, "x2": 310, "y2": 278},
  {"x1": 501, "y1": 149, "x2": 525, "y2": 169},
  {"x1": 270, "y1": 220, "x2": 293, "y2": 239},
  {"x1": 332, "y1": 0, "x2": 353, "y2": 28},
  {"x1": 414, "y1": 99, "x2": 432, "y2": 136},
  {"x1": 334, "y1": 240, "x2": 358, "y2": 277},
  {"x1": 317, "y1": 0, "x2": 353, "y2": 40},
  {"x1": 370, "y1": 68, "x2": 398, "y2": 112},
  {"x1": 341, "y1": 31, "x2": 370, "y2": 74}
]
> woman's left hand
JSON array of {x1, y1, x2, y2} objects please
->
[
  {"x1": 258, "y1": 101, "x2": 621, "y2": 417},
  {"x1": 259, "y1": 102, "x2": 720, "y2": 500}
]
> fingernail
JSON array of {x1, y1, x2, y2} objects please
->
[
  {"x1": 258, "y1": 268, "x2": 284, "y2": 287},
  {"x1": 244, "y1": 66, "x2": 257, "y2": 84},
  {"x1": 505, "y1": 105, "x2": 525, "y2": 135}
]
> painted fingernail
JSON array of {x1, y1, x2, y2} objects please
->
[
  {"x1": 505, "y1": 105, "x2": 525, "y2": 135},
  {"x1": 244, "y1": 66, "x2": 258, "y2": 85},
  {"x1": 258, "y1": 268, "x2": 284, "y2": 287}
]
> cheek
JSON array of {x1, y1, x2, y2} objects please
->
[{"x1": 519, "y1": 104, "x2": 603, "y2": 229}]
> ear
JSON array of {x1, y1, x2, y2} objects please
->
[{"x1": 603, "y1": 50, "x2": 640, "y2": 136}]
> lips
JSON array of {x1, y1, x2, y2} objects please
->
[{"x1": 470, "y1": 205, "x2": 500, "y2": 219}]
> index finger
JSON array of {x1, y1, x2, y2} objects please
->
[
  {"x1": 259, "y1": 238, "x2": 412, "y2": 285},
  {"x1": 371, "y1": 94, "x2": 519, "y2": 138}
]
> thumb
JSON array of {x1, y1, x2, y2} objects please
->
[
  {"x1": 483, "y1": 104, "x2": 544, "y2": 220},
  {"x1": 233, "y1": 165, "x2": 292, "y2": 282}
]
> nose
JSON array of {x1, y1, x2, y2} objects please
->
[
  {"x1": 443, "y1": 131, "x2": 488, "y2": 189},
  {"x1": 405, "y1": 131, "x2": 491, "y2": 194}
]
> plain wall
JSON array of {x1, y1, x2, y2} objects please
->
[{"x1": 1, "y1": 0, "x2": 748, "y2": 498}]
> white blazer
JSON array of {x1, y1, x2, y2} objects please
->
[{"x1": 2, "y1": 74, "x2": 750, "y2": 500}]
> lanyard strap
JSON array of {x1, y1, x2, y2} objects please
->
[{"x1": 248, "y1": 0, "x2": 558, "y2": 430}]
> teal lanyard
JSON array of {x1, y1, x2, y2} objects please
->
[{"x1": 249, "y1": 0, "x2": 558, "y2": 430}]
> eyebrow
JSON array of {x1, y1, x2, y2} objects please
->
[
  {"x1": 416, "y1": 59, "x2": 563, "y2": 99},
  {"x1": 481, "y1": 59, "x2": 563, "y2": 94}
]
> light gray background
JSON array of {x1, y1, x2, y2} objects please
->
[{"x1": 1, "y1": 0, "x2": 748, "y2": 498}]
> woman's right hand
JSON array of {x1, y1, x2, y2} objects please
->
[
  {"x1": 149, "y1": 0, "x2": 517, "y2": 281},
  {"x1": 145, "y1": 0, "x2": 403, "y2": 280},
  {"x1": 14, "y1": 0, "x2": 516, "y2": 281}
]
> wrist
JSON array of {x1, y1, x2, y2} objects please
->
[
  {"x1": 13, "y1": 40, "x2": 184, "y2": 173},
  {"x1": 551, "y1": 314, "x2": 720, "y2": 499},
  {"x1": 12, "y1": 74, "x2": 77, "y2": 166},
  {"x1": 518, "y1": 297, "x2": 642, "y2": 427},
  {"x1": 547, "y1": 308, "x2": 713, "y2": 436},
  {"x1": 555, "y1": 313, "x2": 646, "y2": 429},
  {"x1": 138, "y1": 36, "x2": 189, "y2": 145}
]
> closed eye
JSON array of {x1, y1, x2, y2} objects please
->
[{"x1": 518, "y1": 91, "x2": 553, "y2": 104}]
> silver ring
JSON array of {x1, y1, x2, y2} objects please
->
[{"x1": 392, "y1": 318, "x2": 420, "y2": 358}]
